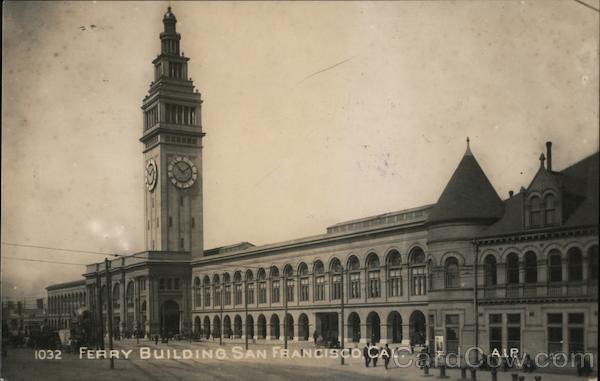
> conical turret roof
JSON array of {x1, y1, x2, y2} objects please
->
[{"x1": 428, "y1": 140, "x2": 504, "y2": 225}]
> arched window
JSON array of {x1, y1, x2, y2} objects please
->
[
  {"x1": 245, "y1": 270, "x2": 255, "y2": 304},
  {"x1": 223, "y1": 273, "x2": 231, "y2": 305},
  {"x1": 126, "y1": 282, "x2": 134, "y2": 308},
  {"x1": 283, "y1": 265, "x2": 294, "y2": 302},
  {"x1": 548, "y1": 250, "x2": 562, "y2": 283},
  {"x1": 524, "y1": 252, "x2": 538, "y2": 283},
  {"x1": 330, "y1": 258, "x2": 342, "y2": 300},
  {"x1": 193, "y1": 277, "x2": 201, "y2": 308},
  {"x1": 234, "y1": 272, "x2": 242, "y2": 305},
  {"x1": 270, "y1": 267, "x2": 280, "y2": 303},
  {"x1": 313, "y1": 261, "x2": 325, "y2": 301},
  {"x1": 298, "y1": 263, "x2": 309, "y2": 302},
  {"x1": 112, "y1": 283, "x2": 120, "y2": 308},
  {"x1": 568, "y1": 248, "x2": 583, "y2": 282},
  {"x1": 529, "y1": 196, "x2": 542, "y2": 227},
  {"x1": 213, "y1": 275, "x2": 221, "y2": 307},
  {"x1": 366, "y1": 253, "x2": 380, "y2": 298},
  {"x1": 445, "y1": 257, "x2": 460, "y2": 288},
  {"x1": 544, "y1": 194, "x2": 557, "y2": 225},
  {"x1": 409, "y1": 247, "x2": 427, "y2": 296},
  {"x1": 589, "y1": 246, "x2": 598, "y2": 281},
  {"x1": 387, "y1": 250, "x2": 402, "y2": 297},
  {"x1": 347, "y1": 256, "x2": 361, "y2": 299},
  {"x1": 203, "y1": 276, "x2": 211, "y2": 307},
  {"x1": 506, "y1": 253, "x2": 520, "y2": 284},
  {"x1": 483, "y1": 255, "x2": 497, "y2": 287},
  {"x1": 257, "y1": 269, "x2": 267, "y2": 304}
]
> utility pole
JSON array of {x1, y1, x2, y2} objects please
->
[
  {"x1": 219, "y1": 274, "x2": 224, "y2": 346},
  {"x1": 472, "y1": 241, "x2": 480, "y2": 365},
  {"x1": 283, "y1": 273, "x2": 288, "y2": 350},
  {"x1": 244, "y1": 278, "x2": 249, "y2": 350},
  {"x1": 340, "y1": 266, "x2": 345, "y2": 365},
  {"x1": 96, "y1": 267, "x2": 104, "y2": 350},
  {"x1": 105, "y1": 258, "x2": 114, "y2": 369}
]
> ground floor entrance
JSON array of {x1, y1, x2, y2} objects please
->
[
  {"x1": 315, "y1": 312, "x2": 338, "y2": 346},
  {"x1": 160, "y1": 300, "x2": 180, "y2": 337}
]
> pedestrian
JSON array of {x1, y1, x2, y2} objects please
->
[
  {"x1": 372, "y1": 344, "x2": 379, "y2": 367},
  {"x1": 154, "y1": 334, "x2": 158, "y2": 345},
  {"x1": 382, "y1": 344, "x2": 391, "y2": 369},
  {"x1": 313, "y1": 330, "x2": 318, "y2": 345},
  {"x1": 363, "y1": 342, "x2": 371, "y2": 367}
]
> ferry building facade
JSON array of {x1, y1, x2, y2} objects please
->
[{"x1": 45, "y1": 8, "x2": 598, "y2": 358}]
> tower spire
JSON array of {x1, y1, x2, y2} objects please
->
[
  {"x1": 161, "y1": 6, "x2": 180, "y2": 55},
  {"x1": 465, "y1": 136, "x2": 473, "y2": 156}
]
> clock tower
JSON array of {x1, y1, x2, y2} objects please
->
[{"x1": 141, "y1": 7, "x2": 204, "y2": 258}]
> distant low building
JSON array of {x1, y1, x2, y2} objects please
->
[{"x1": 46, "y1": 280, "x2": 87, "y2": 329}]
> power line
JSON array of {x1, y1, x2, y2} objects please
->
[
  {"x1": 1, "y1": 256, "x2": 89, "y2": 266},
  {"x1": 1, "y1": 242, "x2": 119, "y2": 257},
  {"x1": 574, "y1": 0, "x2": 600, "y2": 12}
]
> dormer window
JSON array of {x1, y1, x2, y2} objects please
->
[
  {"x1": 526, "y1": 192, "x2": 559, "y2": 229},
  {"x1": 529, "y1": 196, "x2": 542, "y2": 227},
  {"x1": 544, "y1": 194, "x2": 556, "y2": 225}
]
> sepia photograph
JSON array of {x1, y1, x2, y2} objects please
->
[{"x1": 1, "y1": 1, "x2": 599, "y2": 380}]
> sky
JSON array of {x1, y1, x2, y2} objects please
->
[{"x1": 2, "y1": 0, "x2": 598, "y2": 303}]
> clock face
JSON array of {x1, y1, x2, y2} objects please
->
[
  {"x1": 168, "y1": 156, "x2": 198, "y2": 189},
  {"x1": 145, "y1": 159, "x2": 158, "y2": 192}
]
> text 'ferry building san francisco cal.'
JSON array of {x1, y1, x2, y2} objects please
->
[{"x1": 45, "y1": 7, "x2": 598, "y2": 358}]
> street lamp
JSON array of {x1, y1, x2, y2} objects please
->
[
  {"x1": 244, "y1": 278, "x2": 249, "y2": 350},
  {"x1": 283, "y1": 272, "x2": 288, "y2": 350},
  {"x1": 220, "y1": 273, "x2": 224, "y2": 346},
  {"x1": 340, "y1": 266, "x2": 345, "y2": 365}
]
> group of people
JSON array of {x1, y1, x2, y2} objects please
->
[{"x1": 363, "y1": 343, "x2": 393, "y2": 369}]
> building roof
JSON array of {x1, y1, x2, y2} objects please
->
[
  {"x1": 46, "y1": 279, "x2": 86, "y2": 291},
  {"x1": 427, "y1": 144, "x2": 504, "y2": 225},
  {"x1": 480, "y1": 152, "x2": 599, "y2": 237}
]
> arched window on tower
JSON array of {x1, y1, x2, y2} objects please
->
[
  {"x1": 445, "y1": 257, "x2": 460, "y2": 288},
  {"x1": 484, "y1": 255, "x2": 497, "y2": 287}
]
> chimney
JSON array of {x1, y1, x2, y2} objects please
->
[
  {"x1": 509, "y1": 190, "x2": 514, "y2": 198},
  {"x1": 546, "y1": 141, "x2": 552, "y2": 171}
]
